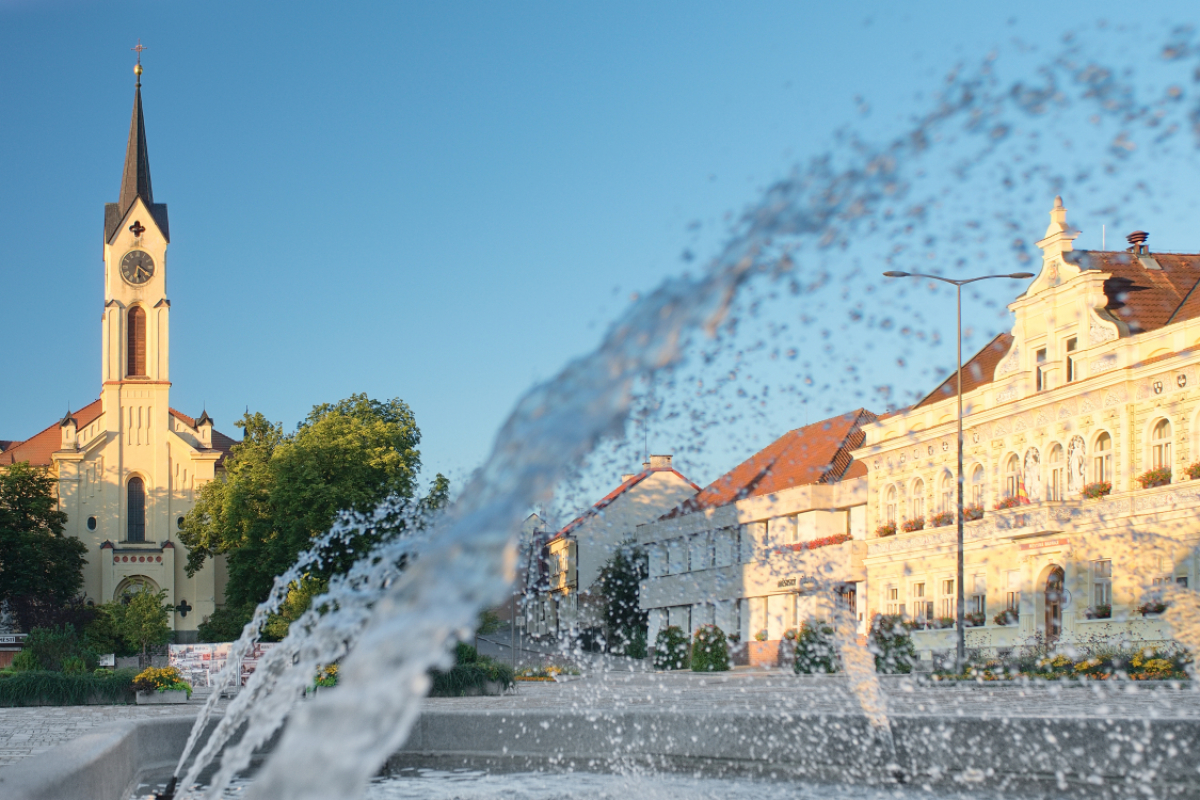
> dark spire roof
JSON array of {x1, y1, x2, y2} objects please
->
[
  {"x1": 119, "y1": 83, "x2": 153, "y2": 213},
  {"x1": 105, "y1": 72, "x2": 169, "y2": 244}
]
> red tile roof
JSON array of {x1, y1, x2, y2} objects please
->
[
  {"x1": 553, "y1": 467, "x2": 700, "y2": 540},
  {"x1": 668, "y1": 408, "x2": 876, "y2": 517},
  {"x1": 915, "y1": 333, "x2": 1014, "y2": 409},
  {"x1": 1065, "y1": 250, "x2": 1200, "y2": 334},
  {"x1": 1, "y1": 401, "x2": 237, "y2": 466}
]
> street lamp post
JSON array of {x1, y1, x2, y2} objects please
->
[{"x1": 882, "y1": 270, "x2": 1033, "y2": 668}]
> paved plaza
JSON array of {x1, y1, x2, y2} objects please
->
[{"x1": 2, "y1": 672, "x2": 1197, "y2": 773}]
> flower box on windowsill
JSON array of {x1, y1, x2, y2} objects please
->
[
  {"x1": 875, "y1": 523, "x2": 897, "y2": 538},
  {"x1": 1082, "y1": 481, "x2": 1112, "y2": 500},
  {"x1": 1084, "y1": 605, "x2": 1112, "y2": 620},
  {"x1": 900, "y1": 517, "x2": 925, "y2": 533},
  {"x1": 1137, "y1": 601, "x2": 1168, "y2": 617},
  {"x1": 1136, "y1": 468, "x2": 1172, "y2": 489},
  {"x1": 136, "y1": 689, "x2": 189, "y2": 705}
]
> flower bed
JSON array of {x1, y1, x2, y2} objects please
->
[
  {"x1": 132, "y1": 666, "x2": 192, "y2": 698},
  {"x1": 1137, "y1": 467, "x2": 1171, "y2": 489},
  {"x1": 1083, "y1": 481, "x2": 1112, "y2": 500},
  {"x1": 934, "y1": 644, "x2": 1190, "y2": 682}
]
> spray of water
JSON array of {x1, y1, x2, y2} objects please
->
[{"x1": 167, "y1": 23, "x2": 1200, "y2": 800}]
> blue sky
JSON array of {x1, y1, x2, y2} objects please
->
[{"x1": 3, "y1": 2, "x2": 1200, "y2": 501}]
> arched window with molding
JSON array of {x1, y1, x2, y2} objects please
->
[
  {"x1": 939, "y1": 471, "x2": 955, "y2": 513},
  {"x1": 884, "y1": 486, "x2": 897, "y2": 524},
  {"x1": 127, "y1": 306, "x2": 146, "y2": 377},
  {"x1": 1048, "y1": 443, "x2": 1065, "y2": 501},
  {"x1": 1152, "y1": 419, "x2": 1172, "y2": 471},
  {"x1": 911, "y1": 479, "x2": 925, "y2": 521},
  {"x1": 970, "y1": 464, "x2": 985, "y2": 507},
  {"x1": 1094, "y1": 431, "x2": 1113, "y2": 484},
  {"x1": 1004, "y1": 454, "x2": 1021, "y2": 498},
  {"x1": 127, "y1": 476, "x2": 146, "y2": 542}
]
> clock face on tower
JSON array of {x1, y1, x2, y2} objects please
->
[{"x1": 120, "y1": 250, "x2": 156, "y2": 285}]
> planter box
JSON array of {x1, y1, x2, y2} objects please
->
[
  {"x1": 746, "y1": 640, "x2": 781, "y2": 668},
  {"x1": 136, "y1": 690, "x2": 189, "y2": 705}
]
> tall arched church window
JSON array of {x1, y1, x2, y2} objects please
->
[
  {"x1": 911, "y1": 479, "x2": 925, "y2": 520},
  {"x1": 1048, "y1": 444, "x2": 1065, "y2": 501},
  {"x1": 1004, "y1": 454, "x2": 1021, "y2": 498},
  {"x1": 1152, "y1": 419, "x2": 1172, "y2": 470},
  {"x1": 970, "y1": 465, "x2": 984, "y2": 506},
  {"x1": 127, "y1": 477, "x2": 146, "y2": 542},
  {"x1": 127, "y1": 306, "x2": 146, "y2": 377},
  {"x1": 884, "y1": 486, "x2": 897, "y2": 524},
  {"x1": 1094, "y1": 432, "x2": 1113, "y2": 484}
]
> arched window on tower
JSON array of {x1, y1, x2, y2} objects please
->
[
  {"x1": 127, "y1": 477, "x2": 146, "y2": 543},
  {"x1": 127, "y1": 306, "x2": 146, "y2": 377},
  {"x1": 1152, "y1": 419, "x2": 1172, "y2": 471}
]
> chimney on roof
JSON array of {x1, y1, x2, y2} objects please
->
[
  {"x1": 1126, "y1": 230, "x2": 1150, "y2": 255},
  {"x1": 648, "y1": 454, "x2": 673, "y2": 470}
]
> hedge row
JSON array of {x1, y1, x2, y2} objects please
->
[{"x1": 0, "y1": 669, "x2": 138, "y2": 707}]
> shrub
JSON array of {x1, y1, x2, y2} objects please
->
[
  {"x1": 994, "y1": 496, "x2": 1023, "y2": 510},
  {"x1": 1136, "y1": 467, "x2": 1172, "y2": 489},
  {"x1": 901, "y1": 517, "x2": 925, "y2": 533},
  {"x1": 993, "y1": 608, "x2": 1018, "y2": 626},
  {"x1": 793, "y1": 620, "x2": 838, "y2": 674},
  {"x1": 929, "y1": 511, "x2": 955, "y2": 527},
  {"x1": 691, "y1": 625, "x2": 730, "y2": 672},
  {"x1": 132, "y1": 666, "x2": 191, "y2": 697},
  {"x1": 875, "y1": 523, "x2": 897, "y2": 538},
  {"x1": 314, "y1": 664, "x2": 338, "y2": 688},
  {"x1": 613, "y1": 627, "x2": 648, "y2": 659},
  {"x1": 197, "y1": 603, "x2": 255, "y2": 643},
  {"x1": 0, "y1": 670, "x2": 137, "y2": 707},
  {"x1": 963, "y1": 504, "x2": 984, "y2": 521},
  {"x1": 61, "y1": 656, "x2": 88, "y2": 675},
  {"x1": 1186, "y1": 462, "x2": 1200, "y2": 480},
  {"x1": 869, "y1": 614, "x2": 916, "y2": 674},
  {"x1": 1083, "y1": 481, "x2": 1112, "y2": 500},
  {"x1": 11, "y1": 650, "x2": 39, "y2": 672},
  {"x1": 653, "y1": 626, "x2": 690, "y2": 670},
  {"x1": 20, "y1": 625, "x2": 97, "y2": 673},
  {"x1": 428, "y1": 659, "x2": 514, "y2": 696}
]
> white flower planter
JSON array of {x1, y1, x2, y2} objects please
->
[{"x1": 136, "y1": 690, "x2": 189, "y2": 705}]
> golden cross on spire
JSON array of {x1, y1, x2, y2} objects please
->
[{"x1": 131, "y1": 39, "x2": 146, "y2": 85}]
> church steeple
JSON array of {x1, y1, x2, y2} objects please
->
[{"x1": 104, "y1": 51, "x2": 169, "y2": 244}]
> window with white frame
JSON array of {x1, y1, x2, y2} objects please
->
[
  {"x1": 1152, "y1": 419, "x2": 1172, "y2": 471},
  {"x1": 940, "y1": 472, "x2": 955, "y2": 513},
  {"x1": 938, "y1": 578, "x2": 956, "y2": 619},
  {"x1": 910, "y1": 582, "x2": 929, "y2": 621},
  {"x1": 1048, "y1": 443, "x2": 1065, "y2": 501},
  {"x1": 1006, "y1": 570, "x2": 1021, "y2": 611},
  {"x1": 911, "y1": 478, "x2": 925, "y2": 520},
  {"x1": 1093, "y1": 559, "x2": 1113, "y2": 607},
  {"x1": 1004, "y1": 454, "x2": 1021, "y2": 498},
  {"x1": 886, "y1": 585, "x2": 903, "y2": 616},
  {"x1": 885, "y1": 485, "x2": 897, "y2": 524},
  {"x1": 1065, "y1": 337, "x2": 1078, "y2": 382},
  {"x1": 970, "y1": 574, "x2": 986, "y2": 615},
  {"x1": 1035, "y1": 347, "x2": 1048, "y2": 392},
  {"x1": 1094, "y1": 432, "x2": 1113, "y2": 483}
]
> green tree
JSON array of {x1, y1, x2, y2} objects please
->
[
  {"x1": 115, "y1": 588, "x2": 172, "y2": 668},
  {"x1": 596, "y1": 545, "x2": 648, "y2": 655},
  {"x1": 0, "y1": 462, "x2": 87, "y2": 631},
  {"x1": 179, "y1": 395, "x2": 444, "y2": 612}
]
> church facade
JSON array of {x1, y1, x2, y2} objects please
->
[{"x1": 0, "y1": 65, "x2": 235, "y2": 641}]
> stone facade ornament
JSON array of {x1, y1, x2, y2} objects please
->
[
  {"x1": 1067, "y1": 435, "x2": 1086, "y2": 494},
  {"x1": 1024, "y1": 447, "x2": 1043, "y2": 503},
  {"x1": 1090, "y1": 313, "x2": 1119, "y2": 345},
  {"x1": 996, "y1": 344, "x2": 1021, "y2": 377},
  {"x1": 1091, "y1": 354, "x2": 1119, "y2": 375}
]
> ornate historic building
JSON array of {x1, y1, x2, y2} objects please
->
[
  {"x1": 0, "y1": 65, "x2": 236, "y2": 641},
  {"x1": 855, "y1": 198, "x2": 1200, "y2": 660}
]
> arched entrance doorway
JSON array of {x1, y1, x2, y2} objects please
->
[{"x1": 1044, "y1": 567, "x2": 1065, "y2": 642}]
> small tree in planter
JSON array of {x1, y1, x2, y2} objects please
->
[
  {"x1": 653, "y1": 625, "x2": 690, "y2": 670},
  {"x1": 929, "y1": 511, "x2": 954, "y2": 527},
  {"x1": 900, "y1": 517, "x2": 925, "y2": 533},
  {"x1": 869, "y1": 614, "x2": 916, "y2": 674},
  {"x1": 875, "y1": 522, "x2": 897, "y2": 538},
  {"x1": 793, "y1": 619, "x2": 838, "y2": 674},
  {"x1": 963, "y1": 504, "x2": 984, "y2": 521},
  {"x1": 1136, "y1": 468, "x2": 1171, "y2": 489},
  {"x1": 1082, "y1": 481, "x2": 1112, "y2": 500},
  {"x1": 690, "y1": 625, "x2": 730, "y2": 672}
]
